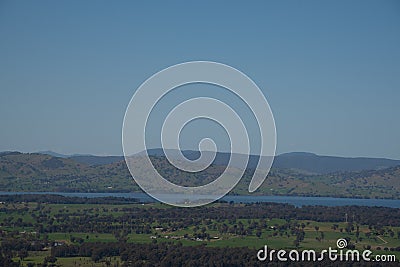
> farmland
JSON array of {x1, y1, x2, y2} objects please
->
[{"x1": 0, "y1": 195, "x2": 399, "y2": 266}]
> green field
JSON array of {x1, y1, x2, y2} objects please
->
[{"x1": 1, "y1": 199, "x2": 399, "y2": 266}]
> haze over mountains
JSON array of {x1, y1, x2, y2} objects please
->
[{"x1": 37, "y1": 149, "x2": 400, "y2": 175}]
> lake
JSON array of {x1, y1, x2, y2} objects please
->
[{"x1": 0, "y1": 192, "x2": 399, "y2": 208}]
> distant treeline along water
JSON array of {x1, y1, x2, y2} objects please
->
[{"x1": 0, "y1": 192, "x2": 399, "y2": 208}]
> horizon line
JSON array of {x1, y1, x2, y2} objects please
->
[{"x1": 1, "y1": 149, "x2": 400, "y2": 161}]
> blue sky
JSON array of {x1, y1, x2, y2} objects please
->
[{"x1": 0, "y1": 0, "x2": 399, "y2": 159}]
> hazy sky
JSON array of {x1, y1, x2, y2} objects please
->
[{"x1": 0, "y1": 0, "x2": 399, "y2": 159}]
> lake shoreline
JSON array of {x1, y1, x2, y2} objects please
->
[{"x1": 1, "y1": 191, "x2": 400, "y2": 208}]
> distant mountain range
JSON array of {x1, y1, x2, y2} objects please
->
[
  {"x1": 272, "y1": 152, "x2": 400, "y2": 174},
  {"x1": 37, "y1": 151, "x2": 125, "y2": 166},
  {"x1": 37, "y1": 149, "x2": 400, "y2": 175},
  {"x1": 0, "y1": 151, "x2": 399, "y2": 199}
]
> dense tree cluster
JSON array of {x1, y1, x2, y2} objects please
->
[{"x1": 0, "y1": 194, "x2": 140, "y2": 205}]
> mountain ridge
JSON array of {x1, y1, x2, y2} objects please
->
[
  {"x1": 33, "y1": 149, "x2": 400, "y2": 174},
  {"x1": 0, "y1": 151, "x2": 399, "y2": 199},
  {"x1": 0, "y1": 152, "x2": 400, "y2": 199}
]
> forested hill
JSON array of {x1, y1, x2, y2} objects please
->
[{"x1": 0, "y1": 151, "x2": 399, "y2": 199}]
